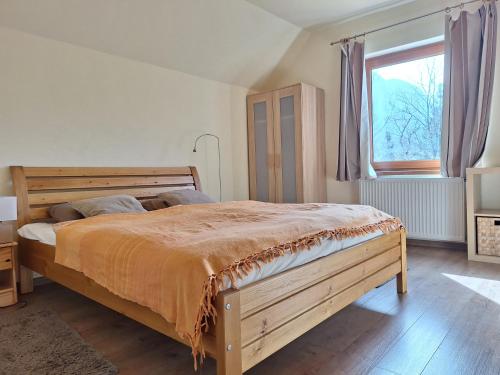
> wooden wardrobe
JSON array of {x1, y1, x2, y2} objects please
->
[{"x1": 247, "y1": 83, "x2": 326, "y2": 203}]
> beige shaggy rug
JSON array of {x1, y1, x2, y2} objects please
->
[{"x1": 0, "y1": 305, "x2": 117, "y2": 375}]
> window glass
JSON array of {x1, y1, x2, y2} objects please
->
[{"x1": 367, "y1": 42, "x2": 444, "y2": 174}]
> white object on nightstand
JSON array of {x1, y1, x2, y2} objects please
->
[{"x1": 0, "y1": 196, "x2": 17, "y2": 222}]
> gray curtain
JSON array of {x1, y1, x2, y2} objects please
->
[
  {"x1": 441, "y1": 2, "x2": 497, "y2": 178},
  {"x1": 337, "y1": 41, "x2": 365, "y2": 182}
]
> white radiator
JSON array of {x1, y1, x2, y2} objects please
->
[{"x1": 359, "y1": 178, "x2": 465, "y2": 242}]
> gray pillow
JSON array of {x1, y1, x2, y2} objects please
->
[
  {"x1": 158, "y1": 189, "x2": 215, "y2": 206},
  {"x1": 71, "y1": 195, "x2": 146, "y2": 217},
  {"x1": 49, "y1": 203, "x2": 84, "y2": 222}
]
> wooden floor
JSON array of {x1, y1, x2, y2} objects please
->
[{"x1": 19, "y1": 245, "x2": 500, "y2": 375}]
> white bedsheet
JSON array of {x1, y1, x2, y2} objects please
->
[
  {"x1": 17, "y1": 222, "x2": 383, "y2": 288},
  {"x1": 17, "y1": 223, "x2": 56, "y2": 246}
]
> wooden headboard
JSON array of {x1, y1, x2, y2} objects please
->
[{"x1": 10, "y1": 166, "x2": 201, "y2": 226}]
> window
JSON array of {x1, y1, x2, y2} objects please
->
[{"x1": 366, "y1": 42, "x2": 444, "y2": 175}]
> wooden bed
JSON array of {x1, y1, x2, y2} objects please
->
[{"x1": 10, "y1": 165, "x2": 407, "y2": 375}]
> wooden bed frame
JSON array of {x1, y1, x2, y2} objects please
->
[{"x1": 10, "y1": 165, "x2": 407, "y2": 375}]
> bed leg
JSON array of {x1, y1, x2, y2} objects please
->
[
  {"x1": 397, "y1": 229, "x2": 407, "y2": 294},
  {"x1": 216, "y1": 289, "x2": 242, "y2": 375},
  {"x1": 19, "y1": 266, "x2": 34, "y2": 294}
]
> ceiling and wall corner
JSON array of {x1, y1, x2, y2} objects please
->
[
  {"x1": 245, "y1": 0, "x2": 417, "y2": 29},
  {"x1": 0, "y1": 0, "x2": 302, "y2": 89}
]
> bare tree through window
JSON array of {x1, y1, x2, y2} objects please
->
[{"x1": 367, "y1": 42, "x2": 444, "y2": 174}]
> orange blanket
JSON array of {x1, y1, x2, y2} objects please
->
[{"x1": 54, "y1": 201, "x2": 401, "y2": 360}]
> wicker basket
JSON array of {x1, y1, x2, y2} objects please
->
[{"x1": 477, "y1": 217, "x2": 500, "y2": 256}]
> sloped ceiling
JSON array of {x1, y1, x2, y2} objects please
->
[
  {"x1": 246, "y1": 0, "x2": 416, "y2": 28},
  {"x1": 0, "y1": 0, "x2": 302, "y2": 88}
]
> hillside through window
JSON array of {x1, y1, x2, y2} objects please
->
[{"x1": 366, "y1": 42, "x2": 444, "y2": 175}]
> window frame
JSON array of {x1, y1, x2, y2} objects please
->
[{"x1": 365, "y1": 42, "x2": 445, "y2": 176}]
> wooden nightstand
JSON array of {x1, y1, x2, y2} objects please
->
[{"x1": 0, "y1": 242, "x2": 17, "y2": 307}]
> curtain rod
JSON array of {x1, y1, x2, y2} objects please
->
[{"x1": 329, "y1": 0, "x2": 495, "y2": 46}]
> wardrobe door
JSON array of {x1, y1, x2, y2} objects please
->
[
  {"x1": 247, "y1": 93, "x2": 276, "y2": 202},
  {"x1": 274, "y1": 85, "x2": 303, "y2": 203}
]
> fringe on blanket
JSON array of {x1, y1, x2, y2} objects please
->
[{"x1": 184, "y1": 217, "x2": 403, "y2": 369}]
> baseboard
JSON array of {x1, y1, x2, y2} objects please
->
[{"x1": 407, "y1": 238, "x2": 467, "y2": 251}]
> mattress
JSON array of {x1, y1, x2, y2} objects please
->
[{"x1": 17, "y1": 222, "x2": 384, "y2": 289}]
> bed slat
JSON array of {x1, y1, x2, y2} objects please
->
[
  {"x1": 22, "y1": 166, "x2": 193, "y2": 177},
  {"x1": 27, "y1": 175, "x2": 195, "y2": 191}
]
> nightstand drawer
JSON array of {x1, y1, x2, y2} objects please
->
[{"x1": 0, "y1": 247, "x2": 13, "y2": 271}]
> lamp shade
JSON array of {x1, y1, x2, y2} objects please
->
[{"x1": 0, "y1": 196, "x2": 17, "y2": 222}]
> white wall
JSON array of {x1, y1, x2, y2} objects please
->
[
  {"x1": 0, "y1": 0, "x2": 302, "y2": 89},
  {"x1": 0, "y1": 26, "x2": 249, "y2": 200},
  {"x1": 262, "y1": 0, "x2": 500, "y2": 204}
]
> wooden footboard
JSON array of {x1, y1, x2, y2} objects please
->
[{"x1": 215, "y1": 229, "x2": 406, "y2": 374}]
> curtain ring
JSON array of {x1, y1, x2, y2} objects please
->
[{"x1": 445, "y1": 6, "x2": 451, "y2": 13}]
